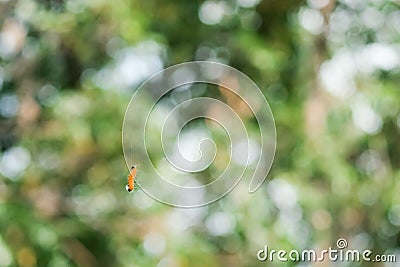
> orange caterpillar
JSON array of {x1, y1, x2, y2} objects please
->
[{"x1": 125, "y1": 165, "x2": 137, "y2": 192}]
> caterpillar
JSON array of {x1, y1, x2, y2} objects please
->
[{"x1": 125, "y1": 165, "x2": 137, "y2": 192}]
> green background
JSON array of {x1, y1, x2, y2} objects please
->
[{"x1": 0, "y1": 0, "x2": 399, "y2": 266}]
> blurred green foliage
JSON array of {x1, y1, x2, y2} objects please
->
[{"x1": 0, "y1": 0, "x2": 400, "y2": 266}]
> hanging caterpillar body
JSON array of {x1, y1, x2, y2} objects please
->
[{"x1": 125, "y1": 165, "x2": 137, "y2": 192}]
